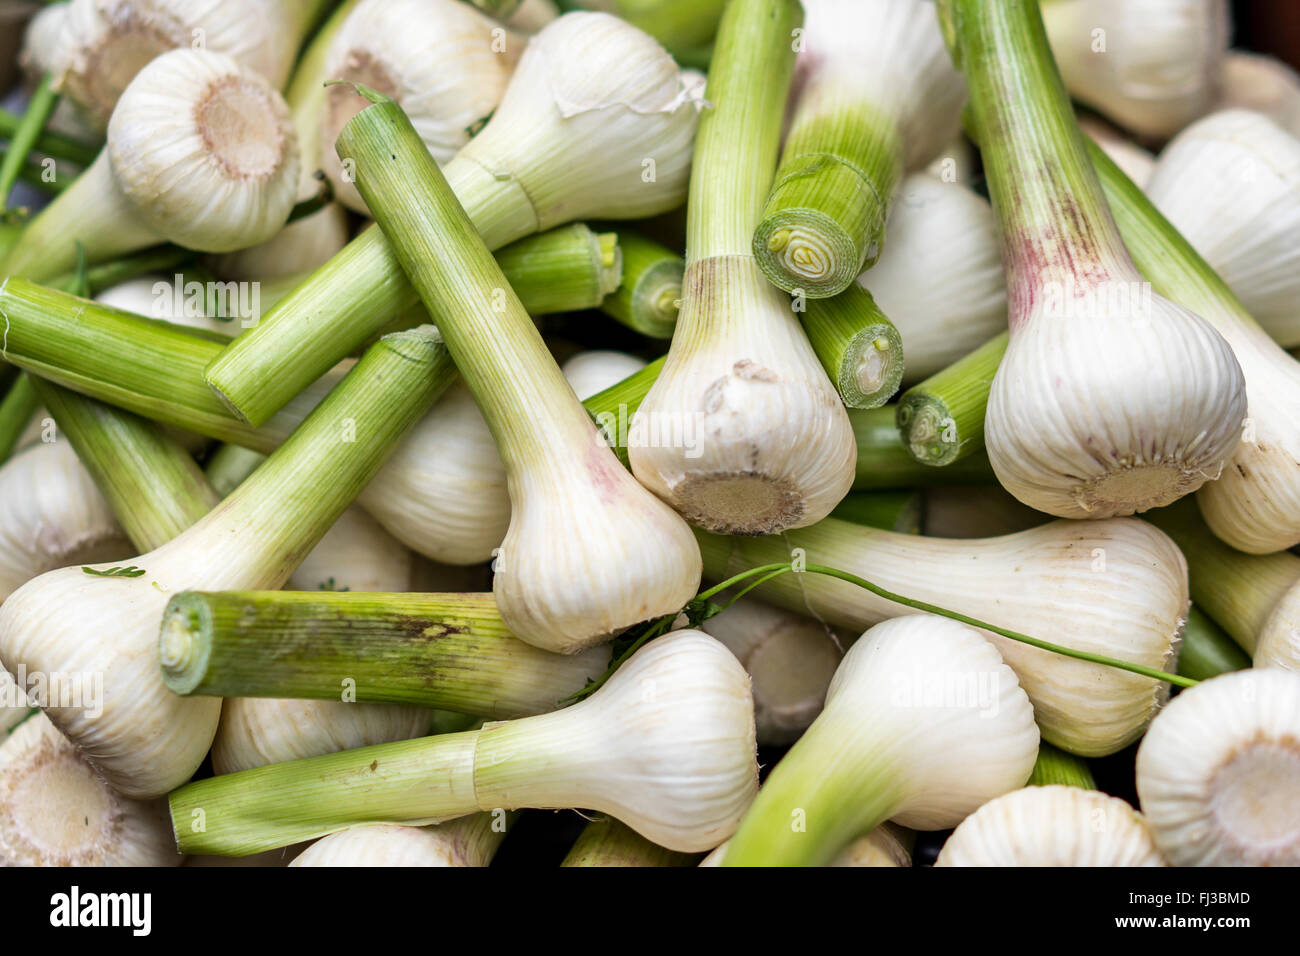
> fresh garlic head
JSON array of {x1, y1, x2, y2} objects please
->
[
  {"x1": 20, "y1": 2, "x2": 70, "y2": 80},
  {"x1": 447, "y1": 12, "x2": 701, "y2": 233},
  {"x1": 796, "y1": 0, "x2": 966, "y2": 171},
  {"x1": 701, "y1": 826, "x2": 910, "y2": 867},
  {"x1": 1256, "y1": 582, "x2": 1300, "y2": 672},
  {"x1": 0, "y1": 440, "x2": 129, "y2": 603},
  {"x1": 207, "y1": 203, "x2": 351, "y2": 281},
  {"x1": 701, "y1": 597, "x2": 843, "y2": 746},
  {"x1": 1137, "y1": 668, "x2": 1300, "y2": 865},
  {"x1": 321, "y1": 0, "x2": 515, "y2": 212},
  {"x1": 859, "y1": 173, "x2": 1006, "y2": 383},
  {"x1": 559, "y1": 350, "x2": 648, "y2": 403},
  {"x1": 57, "y1": 0, "x2": 306, "y2": 130},
  {"x1": 358, "y1": 385, "x2": 508, "y2": 566},
  {"x1": 630, "y1": 257, "x2": 858, "y2": 534},
  {"x1": 986, "y1": 263, "x2": 1245, "y2": 519},
  {"x1": 1041, "y1": 0, "x2": 1230, "y2": 138},
  {"x1": 211, "y1": 507, "x2": 428, "y2": 774},
  {"x1": 702, "y1": 517, "x2": 1188, "y2": 756},
  {"x1": 473, "y1": 629, "x2": 758, "y2": 852},
  {"x1": 936, "y1": 785, "x2": 1165, "y2": 866},
  {"x1": 0, "y1": 712, "x2": 180, "y2": 866},
  {"x1": 358, "y1": 350, "x2": 644, "y2": 567},
  {"x1": 290, "y1": 817, "x2": 506, "y2": 867},
  {"x1": 1215, "y1": 52, "x2": 1300, "y2": 139},
  {"x1": 107, "y1": 49, "x2": 300, "y2": 254},
  {"x1": 1147, "y1": 109, "x2": 1300, "y2": 348},
  {"x1": 823, "y1": 616, "x2": 1039, "y2": 830}
]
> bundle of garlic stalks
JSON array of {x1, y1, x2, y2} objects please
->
[{"x1": 2, "y1": 0, "x2": 1299, "y2": 874}]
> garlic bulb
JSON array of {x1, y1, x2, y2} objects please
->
[
  {"x1": 700, "y1": 597, "x2": 843, "y2": 746},
  {"x1": 1041, "y1": 0, "x2": 1230, "y2": 138},
  {"x1": 290, "y1": 816, "x2": 509, "y2": 867},
  {"x1": 629, "y1": 1, "x2": 855, "y2": 534},
  {"x1": 1215, "y1": 52, "x2": 1300, "y2": 138},
  {"x1": 55, "y1": 0, "x2": 316, "y2": 130},
  {"x1": 475, "y1": 629, "x2": 757, "y2": 851},
  {"x1": 699, "y1": 516, "x2": 1187, "y2": 756},
  {"x1": 206, "y1": 204, "x2": 351, "y2": 282},
  {"x1": 211, "y1": 506, "x2": 429, "y2": 774},
  {"x1": 858, "y1": 173, "x2": 1006, "y2": 383},
  {"x1": 701, "y1": 826, "x2": 910, "y2": 868},
  {"x1": 559, "y1": 350, "x2": 648, "y2": 405},
  {"x1": 1136, "y1": 668, "x2": 1300, "y2": 865},
  {"x1": 1146, "y1": 109, "x2": 1300, "y2": 348},
  {"x1": 0, "y1": 440, "x2": 129, "y2": 603},
  {"x1": 443, "y1": 12, "x2": 699, "y2": 241},
  {"x1": 0, "y1": 712, "x2": 179, "y2": 866},
  {"x1": 174, "y1": 628, "x2": 757, "y2": 855},
  {"x1": 0, "y1": 49, "x2": 300, "y2": 283},
  {"x1": 358, "y1": 349, "x2": 645, "y2": 567},
  {"x1": 320, "y1": 0, "x2": 515, "y2": 212},
  {"x1": 631, "y1": 256, "x2": 858, "y2": 534},
  {"x1": 720, "y1": 615, "x2": 1038, "y2": 865},
  {"x1": 1257, "y1": 583, "x2": 1300, "y2": 672},
  {"x1": 941, "y1": 0, "x2": 1245, "y2": 520},
  {"x1": 357, "y1": 385, "x2": 508, "y2": 566},
  {"x1": 94, "y1": 276, "x2": 244, "y2": 337},
  {"x1": 935, "y1": 786, "x2": 1165, "y2": 866},
  {"x1": 19, "y1": 2, "x2": 70, "y2": 80},
  {"x1": 1079, "y1": 116, "x2": 1157, "y2": 189}
]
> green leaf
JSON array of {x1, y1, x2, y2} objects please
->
[{"x1": 81, "y1": 565, "x2": 147, "y2": 578}]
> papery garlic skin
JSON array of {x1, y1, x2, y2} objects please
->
[
  {"x1": 1137, "y1": 668, "x2": 1300, "y2": 866},
  {"x1": 445, "y1": 12, "x2": 701, "y2": 240},
  {"x1": 474, "y1": 629, "x2": 758, "y2": 851},
  {"x1": 936, "y1": 785, "x2": 1165, "y2": 866},
  {"x1": 1041, "y1": 0, "x2": 1230, "y2": 139},
  {"x1": 320, "y1": 0, "x2": 515, "y2": 212},
  {"x1": 211, "y1": 506, "x2": 428, "y2": 774},
  {"x1": 859, "y1": 173, "x2": 1006, "y2": 383},
  {"x1": 631, "y1": 257, "x2": 857, "y2": 534},
  {"x1": 0, "y1": 712, "x2": 179, "y2": 866},
  {"x1": 986, "y1": 279, "x2": 1245, "y2": 519},
  {"x1": 56, "y1": 0, "x2": 306, "y2": 130},
  {"x1": 108, "y1": 49, "x2": 300, "y2": 254},
  {"x1": 290, "y1": 817, "x2": 506, "y2": 867},
  {"x1": 701, "y1": 826, "x2": 910, "y2": 867},
  {"x1": 702, "y1": 517, "x2": 1187, "y2": 756},
  {"x1": 701, "y1": 597, "x2": 843, "y2": 746},
  {"x1": 0, "y1": 441, "x2": 129, "y2": 603},
  {"x1": 1147, "y1": 109, "x2": 1300, "y2": 349},
  {"x1": 1215, "y1": 52, "x2": 1300, "y2": 139}
]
